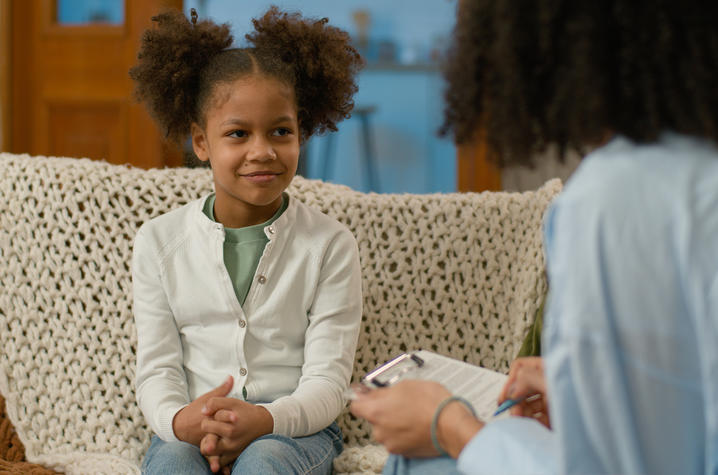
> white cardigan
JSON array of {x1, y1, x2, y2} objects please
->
[{"x1": 132, "y1": 194, "x2": 362, "y2": 442}]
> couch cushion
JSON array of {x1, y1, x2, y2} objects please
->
[
  {"x1": 0, "y1": 153, "x2": 560, "y2": 473},
  {"x1": 332, "y1": 444, "x2": 388, "y2": 474},
  {"x1": 0, "y1": 154, "x2": 214, "y2": 473}
]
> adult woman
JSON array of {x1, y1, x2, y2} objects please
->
[{"x1": 351, "y1": 1, "x2": 718, "y2": 474}]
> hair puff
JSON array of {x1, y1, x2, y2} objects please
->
[
  {"x1": 129, "y1": 10, "x2": 233, "y2": 144},
  {"x1": 247, "y1": 6, "x2": 364, "y2": 140}
]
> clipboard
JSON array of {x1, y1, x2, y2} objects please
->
[
  {"x1": 361, "y1": 351, "x2": 425, "y2": 388},
  {"x1": 353, "y1": 350, "x2": 509, "y2": 420}
]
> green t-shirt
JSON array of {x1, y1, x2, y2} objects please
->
[{"x1": 203, "y1": 194, "x2": 288, "y2": 306}]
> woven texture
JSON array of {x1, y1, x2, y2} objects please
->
[{"x1": 0, "y1": 153, "x2": 560, "y2": 473}]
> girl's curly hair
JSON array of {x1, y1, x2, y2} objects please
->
[
  {"x1": 129, "y1": 6, "x2": 363, "y2": 144},
  {"x1": 440, "y1": 0, "x2": 718, "y2": 167}
]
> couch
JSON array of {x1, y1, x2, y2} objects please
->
[{"x1": 0, "y1": 153, "x2": 561, "y2": 474}]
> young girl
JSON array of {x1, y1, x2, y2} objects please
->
[{"x1": 129, "y1": 7, "x2": 363, "y2": 474}]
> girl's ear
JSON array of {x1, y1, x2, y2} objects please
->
[{"x1": 191, "y1": 123, "x2": 210, "y2": 162}]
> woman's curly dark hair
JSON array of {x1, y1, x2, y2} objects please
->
[
  {"x1": 440, "y1": 0, "x2": 718, "y2": 167},
  {"x1": 129, "y1": 6, "x2": 363, "y2": 144}
]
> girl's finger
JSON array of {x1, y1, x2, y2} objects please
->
[
  {"x1": 208, "y1": 455, "x2": 220, "y2": 473},
  {"x1": 219, "y1": 455, "x2": 237, "y2": 470},
  {"x1": 201, "y1": 433, "x2": 219, "y2": 455},
  {"x1": 213, "y1": 409, "x2": 237, "y2": 423},
  {"x1": 201, "y1": 419, "x2": 236, "y2": 438}
]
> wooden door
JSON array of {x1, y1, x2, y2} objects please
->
[{"x1": 10, "y1": 0, "x2": 183, "y2": 168}]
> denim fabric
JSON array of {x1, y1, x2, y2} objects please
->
[
  {"x1": 382, "y1": 454, "x2": 461, "y2": 475},
  {"x1": 142, "y1": 422, "x2": 343, "y2": 474}
]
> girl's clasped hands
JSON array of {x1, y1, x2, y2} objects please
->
[{"x1": 172, "y1": 376, "x2": 272, "y2": 473}]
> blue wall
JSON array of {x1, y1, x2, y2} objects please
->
[{"x1": 185, "y1": 0, "x2": 458, "y2": 193}]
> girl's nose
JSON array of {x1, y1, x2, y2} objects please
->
[{"x1": 246, "y1": 137, "x2": 277, "y2": 161}]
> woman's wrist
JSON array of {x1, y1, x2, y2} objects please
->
[{"x1": 436, "y1": 401, "x2": 484, "y2": 459}]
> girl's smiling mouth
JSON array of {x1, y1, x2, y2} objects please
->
[{"x1": 240, "y1": 171, "x2": 282, "y2": 183}]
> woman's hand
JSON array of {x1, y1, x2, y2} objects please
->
[
  {"x1": 350, "y1": 380, "x2": 483, "y2": 459},
  {"x1": 198, "y1": 397, "x2": 274, "y2": 472},
  {"x1": 498, "y1": 357, "x2": 550, "y2": 428}
]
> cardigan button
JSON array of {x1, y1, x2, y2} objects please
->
[
  {"x1": 239, "y1": 368, "x2": 247, "y2": 376},
  {"x1": 267, "y1": 226, "x2": 275, "y2": 234},
  {"x1": 257, "y1": 275, "x2": 267, "y2": 284},
  {"x1": 239, "y1": 319, "x2": 246, "y2": 328}
]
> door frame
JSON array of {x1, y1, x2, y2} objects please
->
[
  {"x1": 457, "y1": 137, "x2": 501, "y2": 192},
  {"x1": 0, "y1": 0, "x2": 10, "y2": 151}
]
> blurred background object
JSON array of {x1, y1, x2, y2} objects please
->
[
  {"x1": 352, "y1": 9, "x2": 370, "y2": 59},
  {"x1": 56, "y1": 0, "x2": 124, "y2": 24},
  {"x1": 0, "y1": 0, "x2": 578, "y2": 192}
]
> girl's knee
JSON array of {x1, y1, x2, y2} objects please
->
[
  {"x1": 235, "y1": 436, "x2": 334, "y2": 474},
  {"x1": 236, "y1": 438, "x2": 292, "y2": 471},
  {"x1": 143, "y1": 438, "x2": 208, "y2": 475}
]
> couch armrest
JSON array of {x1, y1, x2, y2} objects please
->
[
  {"x1": 0, "y1": 460, "x2": 60, "y2": 474},
  {"x1": 0, "y1": 394, "x2": 60, "y2": 474}
]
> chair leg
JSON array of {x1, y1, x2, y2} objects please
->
[
  {"x1": 358, "y1": 113, "x2": 379, "y2": 192},
  {"x1": 321, "y1": 133, "x2": 336, "y2": 181},
  {"x1": 297, "y1": 141, "x2": 310, "y2": 177}
]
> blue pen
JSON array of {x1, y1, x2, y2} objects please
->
[{"x1": 493, "y1": 394, "x2": 541, "y2": 416}]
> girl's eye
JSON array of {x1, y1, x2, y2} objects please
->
[
  {"x1": 273, "y1": 128, "x2": 292, "y2": 137},
  {"x1": 229, "y1": 130, "x2": 248, "y2": 138}
]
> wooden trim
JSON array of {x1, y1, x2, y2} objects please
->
[
  {"x1": 457, "y1": 136, "x2": 501, "y2": 192},
  {"x1": 0, "y1": 0, "x2": 10, "y2": 150},
  {"x1": 11, "y1": 1, "x2": 37, "y2": 154},
  {"x1": 42, "y1": 24, "x2": 125, "y2": 37}
]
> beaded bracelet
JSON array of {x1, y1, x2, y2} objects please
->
[{"x1": 430, "y1": 395, "x2": 478, "y2": 457}]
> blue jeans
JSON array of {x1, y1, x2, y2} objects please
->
[
  {"x1": 382, "y1": 454, "x2": 461, "y2": 475},
  {"x1": 142, "y1": 422, "x2": 343, "y2": 474}
]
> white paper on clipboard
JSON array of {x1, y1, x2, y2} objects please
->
[{"x1": 360, "y1": 349, "x2": 508, "y2": 420}]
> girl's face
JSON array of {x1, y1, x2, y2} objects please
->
[{"x1": 192, "y1": 74, "x2": 300, "y2": 228}]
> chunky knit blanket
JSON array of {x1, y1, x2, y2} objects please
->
[{"x1": 0, "y1": 153, "x2": 561, "y2": 474}]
